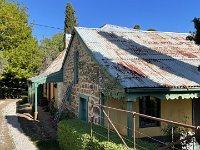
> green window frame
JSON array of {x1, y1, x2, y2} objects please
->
[
  {"x1": 139, "y1": 96, "x2": 160, "y2": 128},
  {"x1": 74, "y1": 50, "x2": 79, "y2": 84}
]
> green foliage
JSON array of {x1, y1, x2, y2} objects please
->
[
  {"x1": 58, "y1": 119, "x2": 127, "y2": 150},
  {"x1": 58, "y1": 119, "x2": 159, "y2": 150},
  {"x1": 39, "y1": 32, "x2": 64, "y2": 72},
  {"x1": 162, "y1": 124, "x2": 183, "y2": 141},
  {"x1": 187, "y1": 17, "x2": 200, "y2": 45},
  {"x1": 192, "y1": 18, "x2": 200, "y2": 45},
  {"x1": 0, "y1": 51, "x2": 7, "y2": 76},
  {"x1": 133, "y1": 25, "x2": 141, "y2": 30},
  {"x1": 86, "y1": 139, "x2": 127, "y2": 150},
  {"x1": 58, "y1": 119, "x2": 89, "y2": 150},
  {"x1": 59, "y1": 108, "x2": 75, "y2": 121},
  {"x1": 147, "y1": 28, "x2": 157, "y2": 31},
  {"x1": 0, "y1": 0, "x2": 43, "y2": 78},
  {"x1": 64, "y1": 3, "x2": 77, "y2": 34},
  {"x1": 161, "y1": 122, "x2": 189, "y2": 149},
  {"x1": 0, "y1": 73, "x2": 27, "y2": 98},
  {"x1": 99, "y1": 141, "x2": 127, "y2": 150},
  {"x1": 4, "y1": 38, "x2": 42, "y2": 78},
  {"x1": 35, "y1": 139, "x2": 60, "y2": 150},
  {"x1": 21, "y1": 95, "x2": 28, "y2": 104}
]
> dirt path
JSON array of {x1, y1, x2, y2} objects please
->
[
  {"x1": 0, "y1": 100, "x2": 15, "y2": 150},
  {"x1": 0, "y1": 99, "x2": 37, "y2": 150},
  {"x1": 16, "y1": 101, "x2": 58, "y2": 150}
]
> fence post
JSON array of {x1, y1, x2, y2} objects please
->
[
  {"x1": 192, "y1": 136, "x2": 194, "y2": 150},
  {"x1": 91, "y1": 105, "x2": 94, "y2": 138},
  {"x1": 133, "y1": 112, "x2": 136, "y2": 150},
  {"x1": 172, "y1": 126, "x2": 174, "y2": 150},
  {"x1": 108, "y1": 109, "x2": 110, "y2": 141}
]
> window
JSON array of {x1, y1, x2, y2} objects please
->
[
  {"x1": 139, "y1": 96, "x2": 160, "y2": 128},
  {"x1": 74, "y1": 51, "x2": 79, "y2": 84}
]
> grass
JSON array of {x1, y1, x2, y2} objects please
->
[{"x1": 59, "y1": 119, "x2": 160, "y2": 150}]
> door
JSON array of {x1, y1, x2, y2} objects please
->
[
  {"x1": 193, "y1": 99, "x2": 200, "y2": 126},
  {"x1": 79, "y1": 97, "x2": 88, "y2": 121}
]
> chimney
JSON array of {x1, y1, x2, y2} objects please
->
[{"x1": 64, "y1": 34, "x2": 71, "y2": 49}]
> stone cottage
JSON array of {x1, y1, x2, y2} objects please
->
[{"x1": 61, "y1": 24, "x2": 200, "y2": 138}]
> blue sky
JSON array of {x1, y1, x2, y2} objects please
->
[{"x1": 16, "y1": 0, "x2": 200, "y2": 42}]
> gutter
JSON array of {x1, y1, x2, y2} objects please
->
[{"x1": 125, "y1": 87, "x2": 200, "y2": 93}]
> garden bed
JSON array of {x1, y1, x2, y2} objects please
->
[{"x1": 58, "y1": 119, "x2": 159, "y2": 150}]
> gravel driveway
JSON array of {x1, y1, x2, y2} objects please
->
[{"x1": 0, "y1": 99, "x2": 37, "y2": 150}]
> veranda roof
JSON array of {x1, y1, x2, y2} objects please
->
[{"x1": 29, "y1": 50, "x2": 66, "y2": 84}]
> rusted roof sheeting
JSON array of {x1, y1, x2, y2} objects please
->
[{"x1": 75, "y1": 25, "x2": 200, "y2": 88}]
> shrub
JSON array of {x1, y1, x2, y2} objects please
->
[
  {"x1": 58, "y1": 119, "x2": 159, "y2": 150},
  {"x1": 162, "y1": 116, "x2": 189, "y2": 140},
  {"x1": 161, "y1": 123, "x2": 189, "y2": 149},
  {"x1": 162, "y1": 124, "x2": 183, "y2": 141},
  {"x1": 21, "y1": 95, "x2": 28, "y2": 104},
  {"x1": 59, "y1": 108, "x2": 75, "y2": 121},
  {"x1": 49, "y1": 98, "x2": 57, "y2": 117}
]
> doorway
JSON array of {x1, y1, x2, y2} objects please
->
[
  {"x1": 193, "y1": 99, "x2": 200, "y2": 126},
  {"x1": 79, "y1": 96, "x2": 88, "y2": 122}
]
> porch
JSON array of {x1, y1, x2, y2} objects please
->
[
  {"x1": 99, "y1": 88, "x2": 200, "y2": 138},
  {"x1": 28, "y1": 70, "x2": 63, "y2": 120}
]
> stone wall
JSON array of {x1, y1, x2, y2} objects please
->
[
  {"x1": 63, "y1": 34, "x2": 101, "y2": 119},
  {"x1": 57, "y1": 82, "x2": 63, "y2": 108},
  {"x1": 63, "y1": 32, "x2": 126, "y2": 121}
]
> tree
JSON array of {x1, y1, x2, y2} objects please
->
[
  {"x1": 0, "y1": 0, "x2": 42, "y2": 78},
  {"x1": 193, "y1": 18, "x2": 200, "y2": 45},
  {"x1": 187, "y1": 18, "x2": 200, "y2": 45},
  {"x1": 147, "y1": 28, "x2": 157, "y2": 31},
  {"x1": 64, "y1": 3, "x2": 77, "y2": 34},
  {"x1": 0, "y1": 51, "x2": 7, "y2": 76},
  {"x1": 133, "y1": 25, "x2": 141, "y2": 30},
  {"x1": 39, "y1": 32, "x2": 64, "y2": 72},
  {"x1": 0, "y1": 0, "x2": 43, "y2": 98}
]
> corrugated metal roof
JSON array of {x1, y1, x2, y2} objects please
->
[
  {"x1": 30, "y1": 50, "x2": 66, "y2": 81},
  {"x1": 75, "y1": 24, "x2": 200, "y2": 88},
  {"x1": 42, "y1": 50, "x2": 66, "y2": 76}
]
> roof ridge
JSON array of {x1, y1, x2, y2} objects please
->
[{"x1": 76, "y1": 24, "x2": 189, "y2": 34}]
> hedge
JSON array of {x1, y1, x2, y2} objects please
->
[{"x1": 57, "y1": 119, "x2": 159, "y2": 150}]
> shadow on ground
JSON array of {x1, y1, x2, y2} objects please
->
[{"x1": 5, "y1": 100, "x2": 59, "y2": 150}]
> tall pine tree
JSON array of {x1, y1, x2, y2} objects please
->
[
  {"x1": 64, "y1": 3, "x2": 77, "y2": 34},
  {"x1": 187, "y1": 18, "x2": 200, "y2": 45},
  {"x1": 193, "y1": 18, "x2": 200, "y2": 45}
]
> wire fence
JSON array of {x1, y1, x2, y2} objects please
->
[{"x1": 90, "y1": 104, "x2": 199, "y2": 150}]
